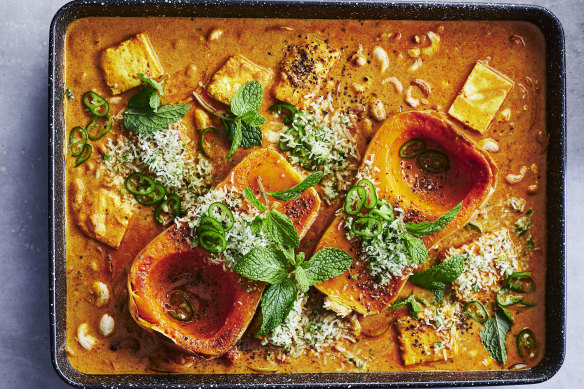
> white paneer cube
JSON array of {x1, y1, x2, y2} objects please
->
[
  {"x1": 448, "y1": 62, "x2": 514, "y2": 133},
  {"x1": 206, "y1": 55, "x2": 273, "y2": 105},
  {"x1": 69, "y1": 178, "x2": 134, "y2": 249},
  {"x1": 101, "y1": 33, "x2": 164, "y2": 95}
]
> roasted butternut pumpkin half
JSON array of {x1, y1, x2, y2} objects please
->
[
  {"x1": 314, "y1": 111, "x2": 497, "y2": 315},
  {"x1": 128, "y1": 149, "x2": 320, "y2": 358}
]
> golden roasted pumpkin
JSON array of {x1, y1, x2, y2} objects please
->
[
  {"x1": 314, "y1": 111, "x2": 497, "y2": 315},
  {"x1": 128, "y1": 149, "x2": 321, "y2": 358}
]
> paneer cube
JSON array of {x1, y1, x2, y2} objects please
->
[
  {"x1": 69, "y1": 178, "x2": 134, "y2": 248},
  {"x1": 395, "y1": 314, "x2": 457, "y2": 366},
  {"x1": 206, "y1": 55, "x2": 273, "y2": 105},
  {"x1": 448, "y1": 62, "x2": 514, "y2": 133},
  {"x1": 273, "y1": 39, "x2": 341, "y2": 107},
  {"x1": 101, "y1": 33, "x2": 164, "y2": 95}
]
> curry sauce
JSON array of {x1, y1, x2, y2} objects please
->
[{"x1": 63, "y1": 17, "x2": 547, "y2": 375}]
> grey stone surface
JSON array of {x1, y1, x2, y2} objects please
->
[{"x1": 0, "y1": 0, "x2": 580, "y2": 387}]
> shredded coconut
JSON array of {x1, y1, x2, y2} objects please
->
[
  {"x1": 263, "y1": 293, "x2": 362, "y2": 365},
  {"x1": 279, "y1": 95, "x2": 360, "y2": 203},
  {"x1": 100, "y1": 122, "x2": 214, "y2": 212},
  {"x1": 449, "y1": 228, "x2": 520, "y2": 301}
]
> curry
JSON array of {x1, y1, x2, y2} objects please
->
[{"x1": 63, "y1": 17, "x2": 547, "y2": 375}]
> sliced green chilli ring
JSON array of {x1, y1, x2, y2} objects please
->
[
  {"x1": 134, "y1": 183, "x2": 166, "y2": 206},
  {"x1": 499, "y1": 306, "x2": 514, "y2": 324},
  {"x1": 399, "y1": 139, "x2": 426, "y2": 158},
  {"x1": 496, "y1": 287, "x2": 525, "y2": 307},
  {"x1": 82, "y1": 91, "x2": 109, "y2": 117},
  {"x1": 351, "y1": 216, "x2": 383, "y2": 238},
  {"x1": 86, "y1": 114, "x2": 113, "y2": 140},
  {"x1": 417, "y1": 150, "x2": 449, "y2": 173},
  {"x1": 464, "y1": 301, "x2": 489, "y2": 324},
  {"x1": 199, "y1": 230, "x2": 227, "y2": 254},
  {"x1": 167, "y1": 292, "x2": 194, "y2": 321},
  {"x1": 507, "y1": 271, "x2": 536, "y2": 293},
  {"x1": 199, "y1": 215, "x2": 225, "y2": 235},
  {"x1": 344, "y1": 186, "x2": 367, "y2": 216},
  {"x1": 357, "y1": 179, "x2": 377, "y2": 209},
  {"x1": 207, "y1": 202, "x2": 234, "y2": 231},
  {"x1": 69, "y1": 126, "x2": 87, "y2": 157},
  {"x1": 279, "y1": 127, "x2": 300, "y2": 152},
  {"x1": 154, "y1": 194, "x2": 181, "y2": 224},
  {"x1": 200, "y1": 127, "x2": 216, "y2": 157},
  {"x1": 74, "y1": 144, "x2": 92, "y2": 167},
  {"x1": 269, "y1": 101, "x2": 298, "y2": 124},
  {"x1": 125, "y1": 172, "x2": 156, "y2": 196},
  {"x1": 370, "y1": 201, "x2": 395, "y2": 222},
  {"x1": 517, "y1": 328, "x2": 537, "y2": 358}
]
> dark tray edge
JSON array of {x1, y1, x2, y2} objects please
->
[{"x1": 49, "y1": 1, "x2": 566, "y2": 388}]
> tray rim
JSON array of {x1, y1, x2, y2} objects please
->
[{"x1": 49, "y1": 1, "x2": 566, "y2": 387}]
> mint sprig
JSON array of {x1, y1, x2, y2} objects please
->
[
  {"x1": 236, "y1": 244, "x2": 352, "y2": 335},
  {"x1": 124, "y1": 73, "x2": 190, "y2": 135},
  {"x1": 479, "y1": 309, "x2": 512, "y2": 364},
  {"x1": 405, "y1": 202, "x2": 462, "y2": 237},
  {"x1": 235, "y1": 176, "x2": 353, "y2": 335},
  {"x1": 194, "y1": 81, "x2": 266, "y2": 158},
  {"x1": 408, "y1": 253, "x2": 465, "y2": 302}
]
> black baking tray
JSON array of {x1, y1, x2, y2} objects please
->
[{"x1": 49, "y1": 0, "x2": 566, "y2": 387}]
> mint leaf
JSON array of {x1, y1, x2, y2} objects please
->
[
  {"x1": 250, "y1": 216, "x2": 265, "y2": 235},
  {"x1": 402, "y1": 233, "x2": 428, "y2": 264},
  {"x1": 241, "y1": 125, "x2": 263, "y2": 148},
  {"x1": 227, "y1": 119, "x2": 243, "y2": 158},
  {"x1": 223, "y1": 119, "x2": 263, "y2": 149},
  {"x1": 266, "y1": 210, "x2": 300, "y2": 249},
  {"x1": 294, "y1": 266, "x2": 311, "y2": 293},
  {"x1": 234, "y1": 247, "x2": 289, "y2": 284},
  {"x1": 149, "y1": 93, "x2": 161, "y2": 111},
  {"x1": 128, "y1": 88, "x2": 160, "y2": 111},
  {"x1": 387, "y1": 294, "x2": 420, "y2": 316},
  {"x1": 408, "y1": 296, "x2": 422, "y2": 318},
  {"x1": 405, "y1": 202, "x2": 462, "y2": 237},
  {"x1": 241, "y1": 110, "x2": 266, "y2": 127},
  {"x1": 269, "y1": 172, "x2": 324, "y2": 201},
  {"x1": 257, "y1": 279, "x2": 297, "y2": 336},
  {"x1": 244, "y1": 187, "x2": 268, "y2": 211},
  {"x1": 137, "y1": 73, "x2": 164, "y2": 95},
  {"x1": 301, "y1": 247, "x2": 354, "y2": 285},
  {"x1": 124, "y1": 104, "x2": 190, "y2": 136},
  {"x1": 480, "y1": 310, "x2": 512, "y2": 364},
  {"x1": 409, "y1": 254, "x2": 465, "y2": 287},
  {"x1": 408, "y1": 254, "x2": 465, "y2": 301},
  {"x1": 231, "y1": 81, "x2": 263, "y2": 116}
]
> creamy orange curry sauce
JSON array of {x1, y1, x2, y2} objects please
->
[{"x1": 63, "y1": 17, "x2": 547, "y2": 374}]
